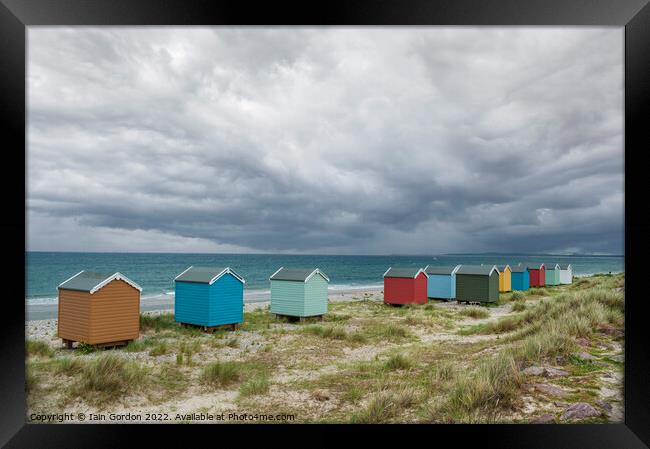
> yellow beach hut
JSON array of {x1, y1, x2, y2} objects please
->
[{"x1": 497, "y1": 265, "x2": 512, "y2": 292}]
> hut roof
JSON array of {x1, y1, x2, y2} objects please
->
[
  {"x1": 175, "y1": 266, "x2": 245, "y2": 284},
  {"x1": 423, "y1": 265, "x2": 461, "y2": 275},
  {"x1": 545, "y1": 263, "x2": 560, "y2": 270},
  {"x1": 559, "y1": 264, "x2": 572, "y2": 270},
  {"x1": 457, "y1": 265, "x2": 499, "y2": 276},
  {"x1": 270, "y1": 267, "x2": 330, "y2": 282},
  {"x1": 497, "y1": 265, "x2": 511, "y2": 272},
  {"x1": 58, "y1": 270, "x2": 142, "y2": 294},
  {"x1": 383, "y1": 267, "x2": 427, "y2": 278},
  {"x1": 511, "y1": 264, "x2": 528, "y2": 273},
  {"x1": 527, "y1": 263, "x2": 545, "y2": 270}
]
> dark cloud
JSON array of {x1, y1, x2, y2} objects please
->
[{"x1": 27, "y1": 27, "x2": 623, "y2": 255}]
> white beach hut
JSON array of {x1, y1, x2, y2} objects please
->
[{"x1": 559, "y1": 264, "x2": 573, "y2": 285}]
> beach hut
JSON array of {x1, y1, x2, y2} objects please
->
[
  {"x1": 559, "y1": 264, "x2": 573, "y2": 285},
  {"x1": 528, "y1": 264, "x2": 546, "y2": 287},
  {"x1": 424, "y1": 265, "x2": 461, "y2": 301},
  {"x1": 497, "y1": 265, "x2": 512, "y2": 292},
  {"x1": 455, "y1": 265, "x2": 500, "y2": 304},
  {"x1": 174, "y1": 266, "x2": 245, "y2": 330},
  {"x1": 511, "y1": 264, "x2": 530, "y2": 291},
  {"x1": 269, "y1": 268, "x2": 329, "y2": 319},
  {"x1": 383, "y1": 267, "x2": 428, "y2": 305},
  {"x1": 545, "y1": 263, "x2": 561, "y2": 286},
  {"x1": 57, "y1": 271, "x2": 142, "y2": 348}
]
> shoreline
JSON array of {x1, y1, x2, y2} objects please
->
[
  {"x1": 26, "y1": 288, "x2": 384, "y2": 342},
  {"x1": 25, "y1": 286, "x2": 383, "y2": 322},
  {"x1": 24, "y1": 271, "x2": 624, "y2": 321}
]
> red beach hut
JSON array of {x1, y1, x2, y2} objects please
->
[
  {"x1": 528, "y1": 263, "x2": 546, "y2": 287},
  {"x1": 383, "y1": 267, "x2": 428, "y2": 305}
]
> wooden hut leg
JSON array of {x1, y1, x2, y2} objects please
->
[{"x1": 63, "y1": 339, "x2": 73, "y2": 349}]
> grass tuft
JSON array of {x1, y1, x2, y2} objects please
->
[
  {"x1": 75, "y1": 353, "x2": 146, "y2": 403},
  {"x1": 140, "y1": 313, "x2": 177, "y2": 332},
  {"x1": 510, "y1": 291, "x2": 525, "y2": 301},
  {"x1": 511, "y1": 301, "x2": 526, "y2": 312},
  {"x1": 459, "y1": 307, "x2": 490, "y2": 319},
  {"x1": 200, "y1": 361, "x2": 241, "y2": 388},
  {"x1": 384, "y1": 354, "x2": 413, "y2": 371},
  {"x1": 26, "y1": 339, "x2": 54, "y2": 358},
  {"x1": 238, "y1": 375, "x2": 270, "y2": 397},
  {"x1": 52, "y1": 357, "x2": 85, "y2": 376}
]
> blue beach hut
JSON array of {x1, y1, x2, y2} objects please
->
[
  {"x1": 174, "y1": 266, "x2": 245, "y2": 328},
  {"x1": 424, "y1": 265, "x2": 461, "y2": 301},
  {"x1": 511, "y1": 264, "x2": 530, "y2": 291}
]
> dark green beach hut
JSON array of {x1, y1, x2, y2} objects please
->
[{"x1": 455, "y1": 265, "x2": 500, "y2": 304}]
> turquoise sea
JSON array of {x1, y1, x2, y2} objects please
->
[{"x1": 26, "y1": 252, "x2": 624, "y2": 305}]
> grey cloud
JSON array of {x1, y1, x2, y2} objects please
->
[{"x1": 27, "y1": 27, "x2": 623, "y2": 254}]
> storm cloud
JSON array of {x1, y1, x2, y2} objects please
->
[{"x1": 27, "y1": 27, "x2": 623, "y2": 255}]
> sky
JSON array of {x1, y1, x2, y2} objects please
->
[{"x1": 27, "y1": 27, "x2": 624, "y2": 255}]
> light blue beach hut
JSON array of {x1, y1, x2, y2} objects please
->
[
  {"x1": 174, "y1": 266, "x2": 245, "y2": 329},
  {"x1": 511, "y1": 264, "x2": 530, "y2": 291},
  {"x1": 424, "y1": 265, "x2": 461, "y2": 301},
  {"x1": 270, "y1": 267, "x2": 329, "y2": 319}
]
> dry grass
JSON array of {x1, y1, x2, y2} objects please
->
[
  {"x1": 384, "y1": 354, "x2": 413, "y2": 371},
  {"x1": 459, "y1": 306, "x2": 490, "y2": 319},
  {"x1": 26, "y1": 274, "x2": 624, "y2": 424},
  {"x1": 200, "y1": 361, "x2": 241, "y2": 388},
  {"x1": 26, "y1": 339, "x2": 54, "y2": 358},
  {"x1": 72, "y1": 353, "x2": 147, "y2": 404},
  {"x1": 511, "y1": 301, "x2": 526, "y2": 312}
]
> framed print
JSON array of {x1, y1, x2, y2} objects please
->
[{"x1": 1, "y1": 0, "x2": 649, "y2": 447}]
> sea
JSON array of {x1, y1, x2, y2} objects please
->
[{"x1": 26, "y1": 251, "x2": 624, "y2": 307}]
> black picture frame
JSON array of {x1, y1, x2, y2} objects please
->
[{"x1": 2, "y1": 0, "x2": 649, "y2": 447}]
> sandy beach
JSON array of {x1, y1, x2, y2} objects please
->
[
  {"x1": 26, "y1": 275, "x2": 624, "y2": 424},
  {"x1": 26, "y1": 288, "x2": 383, "y2": 339},
  {"x1": 25, "y1": 286, "x2": 383, "y2": 322}
]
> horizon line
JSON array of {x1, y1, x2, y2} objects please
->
[{"x1": 25, "y1": 250, "x2": 624, "y2": 257}]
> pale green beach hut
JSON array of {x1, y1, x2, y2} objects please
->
[
  {"x1": 269, "y1": 267, "x2": 330, "y2": 319},
  {"x1": 545, "y1": 263, "x2": 561, "y2": 285}
]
